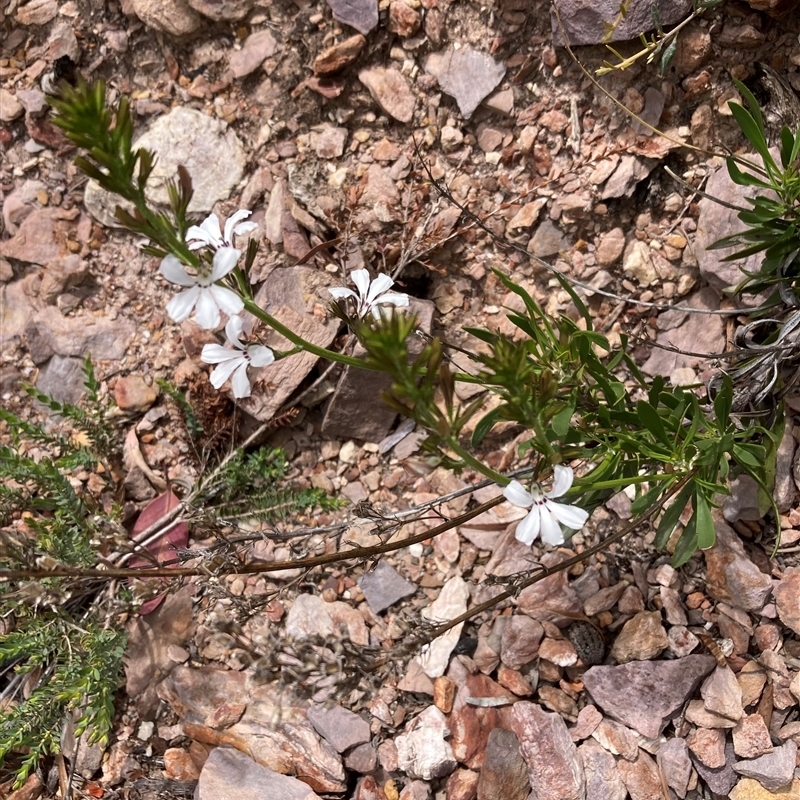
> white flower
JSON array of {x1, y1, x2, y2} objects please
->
[
  {"x1": 329, "y1": 268, "x2": 409, "y2": 319},
  {"x1": 186, "y1": 210, "x2": 258, "y2": 252},
  {"x1": 201, "y1": 316, "x2": 274, "y2": 399},
  {"x1": 160, "y1": 249, "x2": 244, "y2": 330},
  {"x1": 503, "y1": 466, "x2": 589, "y2": 547}
]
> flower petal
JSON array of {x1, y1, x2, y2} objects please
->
[
  {"x1": 546, "y1": 500, "x2": 589, "y2": 531},
  {"x1": 201, "y1": 344, "x2": 238, "y2": 364},
  {"x1": 248, "y1": 345, "x2": 275, "y2": 367},
  {"x1": 539, "y1": 510, "x2": 565, "y2": 546},
  {"x1": 209, "y1": 284, "x2": 244, "y2": 318},
  {"x1": 548, "y1": 465, "x2": 574, "y2": 499},
  {"x1": 329, "y1": 287, "x2": 358, "y2": 300},
  {"x1": 209, "y1": 358, "x2": 241, "y2": 389},
  {"x1": 377, "y1": 290, "x2": 409, "y2": 308},
  {"x1": 231, "y1": 362, "x2": 252, "y2": 398},
  {"x1": 225, "y1": 315, "x2": 245, "y2": 349},
  {"x1": 367, "y1": 273, "x2": 395, "y2": 304},
  {"x1": 503, "y1": 480, "x2": 534, "y2": 508},
  {"x1": 224, "y1": 210, "x2": 250, "y2": 243},
  {"x1": 210, "y1": 247, "x2": 241, "y2": 280},
  {"x1": 166, "y1": 287, "x2": 200, "y2": 322},
  {"x1": 160, "y1": 256, "x2": 196, "y2": 287},
  {"x1": 351, "y1": 269, "x2": 371, "y2": 298},
  {"x1": 515, "y1": 509, "x2": 540, "y2": 546},
  {"x1": 194, "y1": 289, "x2": 221, "y2": 329}
]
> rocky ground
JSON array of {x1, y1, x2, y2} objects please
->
[{"x1": 4, "y1": 0, "x2": 800, "y2": 798}]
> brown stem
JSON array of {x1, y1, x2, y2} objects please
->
[{"x1": 0, "y1": 497, "x2": 504, "y2": 581}]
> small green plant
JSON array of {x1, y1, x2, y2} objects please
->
[
  {"x1": 0, "y1": 358, "x2": 338, "y2": 787},
  {"x1": 0, "y1": 358, "x2": 127, "y2": 787},
  {"x1": 710, "y1": 79, "x2": 800, "y2": 299},
  {"x1": 43, "y1": 76, "x2": 783, "y2": 574}
]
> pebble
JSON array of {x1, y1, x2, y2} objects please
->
[
  {"x1": 578, "y1": 739, "x2": 627, "y2": 800},
  {"x1": 583, "y1": 655, "x2": 715, "y2": 738},
  {"x1": 394, "y1": 706, "x2": 456, "y2": 780},
  {"x1": 705, "y1": 515, "x2": 773, "y2": 612},
  {"x1": 358, "y1": 67, "x2": 415, "y2": 123},
  {"x1": 511, "y1": 702, "x2": 584, "y2": 800},
  {"x1": 424, "y1": 46, "x2": 506, "y2": 119},
  {"x1": 325, "y1": 0, "x2": 378, "y2": 34},
  {"x1": 0, "y1": 89, "x2": 24, "y2": 122},
  {"x1": 415, "y1": 576, "x2": 469, "y2": 678},
  {"x1": 610, "y1": 611, "x2": 668, "y2": 663},
  {"x1": 314, "y1": 34, "x2": 366, "y2": 75},
  {"x1": 229, "y1": 30, "x2": 278, "y2": 78},
  {"x1": 733, "y1": 741, "x2": 798, "y2": 791}
]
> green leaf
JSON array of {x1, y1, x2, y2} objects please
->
[
  {"x1": 655, "y1": 481, "x2": 693, "y2": 550},
  {"x1": 713, "y1": 376, "x2": 732, "y2": 428},
  {"x1": 694, "y1": 488, "x2": 715, "y2": 549},
  {"x1": 725, "y1": 157, "x2": 774, "y2": 190},
  {"x1": 659, "y1": 38, "x2": 677, "y2": 76},
  {"x1": 471, "y1": 406, "x2": 503, "y2": 447},
  {"x1": 636, "y1": 400, "x2": 669, "y2": 445},
  {"x1": 672, "y1": 512, "x2": 699, "y2": 567},
  {"x1": 551, "y1": 402, "x2": 575, "y2": 438}
]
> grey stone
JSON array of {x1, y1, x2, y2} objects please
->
[
  {"x1": 424, "y1": 47, "x2": 506, "y2": 119},
  {"x1": 359, "y1": 560, "x2": 416, "y2": 613},
  {"x1": 35, "y1": 356, "x2": 86, "y2": 406},
  {"x1": 601, "y1": 156, "x2": 657, "y2": 199},
  {"x1": 130, "y1": 0, "x2": 201, "y2": 35},
  {"x1": 306, "y1": 705, "x2": 370, "y2": 754},
  {"x1": 657, "y1": 738, "x2": 692, "y2": 800},
  {"x1": 188, "y1": 0, "x2": 254, "y2": 20},
  {"x1": 583, "y1": 655, "x2": 716, "y2": 738},
  {"x1": 24, "y1": 306, "x2": 134, "y2": 365},
  {"x1": 551, "y1": 0, "x2": 692, "y2": 46},
  {"x1": 723, "y1": 474, "x2": 763, "y2": 522},
  {"x1": 577, "y1": 739, "x2": 626, "y2": 800},
  {"x1": 85, "y1": 108, "x2": 246, "y2": 220},
  {"x1": 641, "y1": 288, "x2": 724, "y2": 378},
  {"x1": 733, "y1": 741, "x2": 797, "y2": 791},
  {"x1": 695, "y1": 153, "x2": 778, "y2": 300},
  {"x1": 229, "y1": 30, "x2": 278, "y2": 78},
  {"x1": 196, "y1": 747, "x2": 322, "y2": 800},
  {"x1": 325, "y1": 0, "x2": 378, "y2": 35},
  {"x1": 690, "y1": 740, "x2": 737, "y2": 796},
  {"x1": 321, "y1": 298, "x2": 434, "y2": 442},
  {"x1": 527, "y1": 220, "x2": 568, "y2": 259}
]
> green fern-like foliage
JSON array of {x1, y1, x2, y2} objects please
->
[
  {"x1": 0, "y1": 358, "x2": 126, "y2": 788},
  {"x1": 202, "y1": 447, "x2": 344, "y2": 523}
]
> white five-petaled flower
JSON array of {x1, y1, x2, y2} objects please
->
[
  {"x1": 160, "y1": 249, "x2": 244, "y2": 330},
  {"x1": 329, "y1": 268, "x2": 409, "y2": 319},
  {"x1": 503, "y1": 466, "x2": 589, "y2": 547},
  {"x1": 200, "y1": 316, "x2": 275, "y2": 399},
  {"x1": 186, "y1": 210, "x2": 258, "y2": 252}
]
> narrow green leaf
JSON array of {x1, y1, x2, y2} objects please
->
[
  {"x1": 636, "y1": 400, "x2": 669, "y2": 445},
  {"x1": 655, "y1": 481, "x2": 693, "y2": 550},
  {"x1": 471, "y1": 406, "x2": 503, "y2": 447},
  {"x1": 694, "y1": 489, "x2": 715, "y2": 549},
  {"x1": 672, "y1": 512, "x2": 699, "y2": 567}
]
